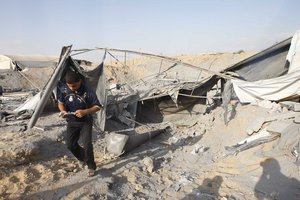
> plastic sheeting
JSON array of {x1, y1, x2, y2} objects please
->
[
  {"x1": 81, "y1": 62, "x2": 107, "y2": 131},
  {"x1": 55, "y1": 57, "x2": 107, "y2": 131},
  {"x1": 0, "y1": 55, "x2": 16, "y2": 70},
  {"x1": 6, "y1": 55, "x2": 58, "y2": 69},
  {"x1": 287, "y1": 30, "x2": 300, "y2": 73},
  {"x1": 232, "y1": 30, "x2": 300, "y2": 103},
  {"x1": 14, "y1": 92, "x2": 42, "y2": 113},
  {"x1": 27, "y1": 48, "x2": 107, "y2": 130},
  {"x1": 224, "y1": 38, "x2": 291, "y2": 81},
  {"x1": 232, "y1": 67, "x2": 300, "y2": 103}
]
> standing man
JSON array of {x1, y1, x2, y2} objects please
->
[{"x1": 58, "y1": 70, "x2": 102, "y2": 177}]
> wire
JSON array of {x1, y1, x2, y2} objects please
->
[
  {"x1": 17, "y1": 70, "x2": 41, "y2": 91},
  {"x1": 178, "y1": 93, "x2": 222, "y2": 99}
]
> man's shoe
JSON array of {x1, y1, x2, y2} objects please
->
[{"x1": 88, "y1": 169, "x2": 96, "y2": 177}]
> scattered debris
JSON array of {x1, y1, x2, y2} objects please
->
[
  {"x1": 105, "y1": 132, "x2": 129, "y2": 156},
  {"x1": 225, "y1": 128, "x2": 280, "y2": 156},
  {"x1": 190, "y1": 143, "x2": 208, "y2": 155},
  {"x1": 142, "y1": 157, "x2": 154, "y2": 173}
]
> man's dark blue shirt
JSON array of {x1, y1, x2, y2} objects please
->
[{"x1": 58, "y1": 83, "x2": 101, "y2": 122}]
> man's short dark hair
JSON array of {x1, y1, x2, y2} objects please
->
[{"x1": 65, "y1": 70, "x2": 81, "y2": 83}]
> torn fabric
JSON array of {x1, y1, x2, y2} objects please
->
[
  {"x1": 232, "y1": 67, "x2": 300, "y2": 103},
  {"x1": 287, "y1": 30, "x2": 300, "y2": 73},
  {"x1": 232, "y1": 29, "x2": 300, "y2": 103}
]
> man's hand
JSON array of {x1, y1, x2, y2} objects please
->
[
  {"x1": 59, "y1": 111, "x2": 68, "y2": 118},
  {"x1": 75, "y1": 109, "x2": 87, "y2": 118},
  {"x1": 74, "y1": 106, "x2": 100, "y2": 118}
]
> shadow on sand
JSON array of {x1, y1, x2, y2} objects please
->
[
  {"x1": 181, "y1": 175, "x2": 223, "y2": 200},
  {"x1": 254, "y1": 158, "x2": 300, "y2": 200}
]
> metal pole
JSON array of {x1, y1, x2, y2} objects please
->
[
  {"x1": 159, "y1": 60, "x2": 163, "y2": 73},
  {"x1": 125, "y1": 52, "x2": 127, "y2": 66},
  {"x1": 124, "y1": 127, "x2": 168, "y2": 152},
  {"x1": 27, "y1": 46, "x2": 72, "y2": 129},
  {"x1": 96, "y1": 47, "x2": 232, "y2": 80}
]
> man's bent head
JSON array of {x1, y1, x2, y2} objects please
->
[{"x1": 65, "y1": 70, "x2": 82, "y2": 92}]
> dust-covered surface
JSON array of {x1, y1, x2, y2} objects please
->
[{"x1": 1, "y1": 52, "x2": 300, "y2": 200}]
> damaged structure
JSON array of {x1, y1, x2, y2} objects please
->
[
  {"x1": 1, "y1": 30, "x2": 300, "y2": 199},
  {"x1": 3, "y1": 30, "x2": 300, "y2": 155}
]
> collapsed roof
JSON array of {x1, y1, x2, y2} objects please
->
[{"x1": 10, "y1": 29, "x2": 300, "y2": 131}]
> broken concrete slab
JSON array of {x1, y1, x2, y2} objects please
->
[
  {"x1": 263, "y1": 123, "x2": 300, "y2": 159},
  {"x1": 247, "y1": 111, "x2": 300, "y2": 135},
  {"x1": 226, "y1": 128, "x2": 280, "y2": 156},
  {"x1": 246, "y1": 117, "x2": 266, "y2": 135}
]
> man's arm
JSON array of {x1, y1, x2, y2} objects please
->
[
  {"x1": 58, "y1": 102, "x2": 67, "y2": 112},
  {"x1": 58, "y1": 102, "x2": 68, "y2": 118},
  {"x1": 75, "y1": 105, "x2": 101, "y2": 118}
]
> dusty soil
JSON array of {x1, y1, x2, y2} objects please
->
[{"x1": 1, "y1": 52, "x2": 300, "y2": 200}]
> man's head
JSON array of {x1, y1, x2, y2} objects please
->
[{"x1": 65, "y1": 70, "x2": 82, "y2": 92}]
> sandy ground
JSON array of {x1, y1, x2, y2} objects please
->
[{"x1": 1, "y1": 52, "x2": 300, "y2": 200}]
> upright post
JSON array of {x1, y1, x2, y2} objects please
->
[
  {"x1": 124, "y1": 52, "x2": 127, "y2": 66},
  {"x1": 27, "y1": 46, "x2": 72, "y2": 129}
]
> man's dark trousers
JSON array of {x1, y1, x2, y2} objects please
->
[{"x1": 66, "y1": 119, "x2": 96, "y2": 170}]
